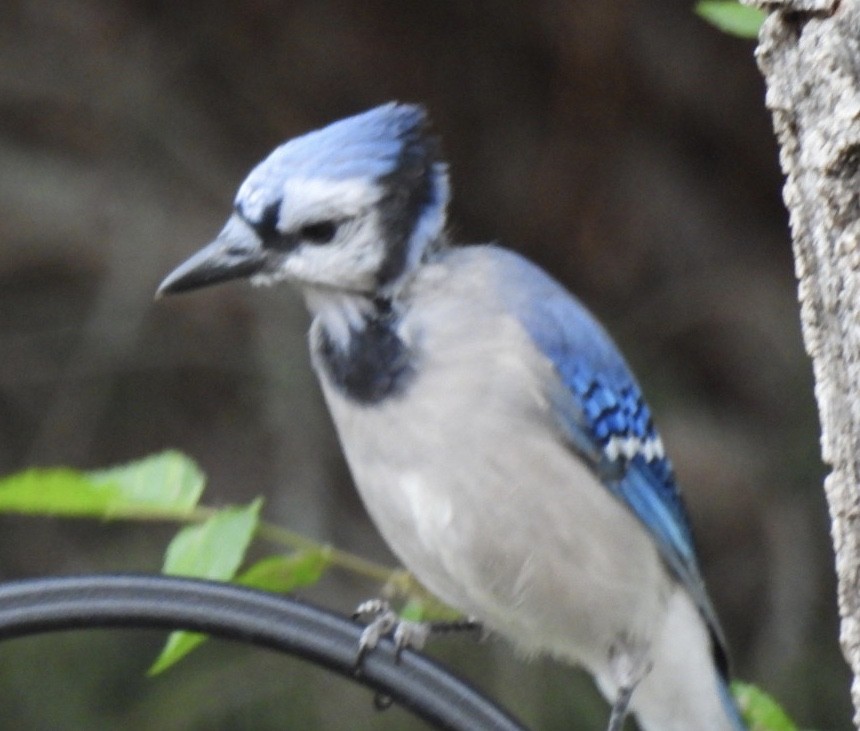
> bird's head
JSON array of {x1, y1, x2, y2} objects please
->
[{"x1": 157, "y1": 103, "x2": 449, "y2": 300}]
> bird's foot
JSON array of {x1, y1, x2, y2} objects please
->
[
  {"x1": 352, "y1": 599, "x2": 483, "y2": 664},
  {"x1": 353, "y1": 599, "x2": 430, "y2": 663}
]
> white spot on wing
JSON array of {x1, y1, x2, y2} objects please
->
[{"x1": 604, "y1": 435, "x2": 665, "y2": 463}]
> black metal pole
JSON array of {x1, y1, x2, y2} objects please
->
[{"x1": 0, "y1": 574, "x2": 527, "y2": 731}]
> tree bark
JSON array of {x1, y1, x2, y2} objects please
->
[{"x1": 746, "y1": 0, "x2": 860, "y2": 725}]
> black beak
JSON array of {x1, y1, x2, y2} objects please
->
[{"x1": 156, "y1": 216, "x2": 267, "y2": 297}]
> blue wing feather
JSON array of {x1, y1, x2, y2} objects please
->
[{"x1": 489, "y1": 246, "x2": 724, "y2": 640}]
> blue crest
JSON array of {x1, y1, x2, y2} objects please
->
[{"x1": 237, "y1": 103, "x2": 442, "y2": 209}]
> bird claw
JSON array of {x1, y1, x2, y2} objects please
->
[
  {"x1": 353, "y1": 599, "x2": 431, "y2": 664},
  {"x1": 353, "y1": 599, "x2": 485, "y2": 667}
]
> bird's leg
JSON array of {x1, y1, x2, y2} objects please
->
[
  {"x1": 605, "y1": 639, "x2": 652, "y2": 731},
  {"x1": 606, "y1": 684, "x2": 634, "y2": 731},
  {"x1": 352, "y1": 599, "x2": 483, "y2": 664}
]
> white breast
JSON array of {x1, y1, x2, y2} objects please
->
[{"x1": 311, "y1": 248, "x2": 671, "y2": 676}]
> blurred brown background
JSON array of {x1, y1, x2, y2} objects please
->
[{"x1": 0, "y1": 1, "x2": 846, "y2": 729}]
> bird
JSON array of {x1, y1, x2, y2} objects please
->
[{"x1": 156, "y1": 102, "x2": 747, "y2": 731}]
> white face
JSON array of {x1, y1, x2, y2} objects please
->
[
  {"x1": 240, "y1": 175, "x2": 391, "y2": 293},
  {"x1": 261, "y1": 210, "x2": 387, "y2": 293}
]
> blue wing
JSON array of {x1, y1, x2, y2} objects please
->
[{"x1": 491, "y1": 247, "x2": 725, "y2": 645}]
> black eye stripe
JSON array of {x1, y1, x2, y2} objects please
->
[
  {"x1": 234, "y1": 200, "x2": 294, "y2": 251},
  {"x1": 235, "y1": 199, "x2": 342, "y2": 250},
  {"x1": 254, "y1": 201, "x2": 282, "y2": 244}
]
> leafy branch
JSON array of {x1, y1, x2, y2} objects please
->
[{"x1": 0, "y1": 451, "x2": 446, "y2": 673}]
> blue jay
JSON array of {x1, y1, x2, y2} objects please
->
[{"x1": 157, "y1": 103, "x2": 746, "y2": 731}]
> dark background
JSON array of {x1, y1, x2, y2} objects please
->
[{"x1": 0, "y1": 1, "x2": 847, "y2": 729}]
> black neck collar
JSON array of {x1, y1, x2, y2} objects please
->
[{"x1": 316, "y1": 293, "x2": 414, "y2": 404}]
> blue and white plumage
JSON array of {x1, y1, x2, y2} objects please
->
[{"x1": 157, "y1": 103, "x2": 746, "y2": 731}]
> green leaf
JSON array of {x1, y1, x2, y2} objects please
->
[
  {"x1": 148, "y1": 631, "x2": 207, "y2": 676},
  {"x1": 696, "y1": 1, "x2": 765, "y2": 38},
  {"x1": 151, "y1": 548, "x2": 331, "y2": 676},
  {"x1": 0, "y1": 468, "x2": 114, "y2": 515},
  {"x1": 0, "y1": 451, "x2": 205, "y2": 518},
  {"x1": 237, "y1": 549, "x2": 331, "y2": 593},
  {"x1": 87, "y1": 450, "x2": 205, "y2": 515},
  {"x1": 150, "y1": 499, "x2": 263, "y2": 674},
  {"x1": 162, "y1": 499, "x2": 262, "y2": 580},
  {"x1": 151, "y1": 548, "x2": 329, "y2": 675},
  {"x1": 732, "y1": 681, "x2": 798, "y2": 731}
]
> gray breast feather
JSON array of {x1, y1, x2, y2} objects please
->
[{"x1": 312, "y1": 247, "x2": 671, "y2": 671}]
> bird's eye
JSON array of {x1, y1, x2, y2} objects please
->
[{"x1": 300, "y1": 220, "x2": 338, "y2": 244}]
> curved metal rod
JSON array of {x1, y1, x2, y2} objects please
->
[{"x1": 0, "y1": 574, "x2": 526, "y2": 731}]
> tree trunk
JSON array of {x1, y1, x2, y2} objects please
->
[{"x1": 747, "y1": 0, "x2": 860, "y2": 725}]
